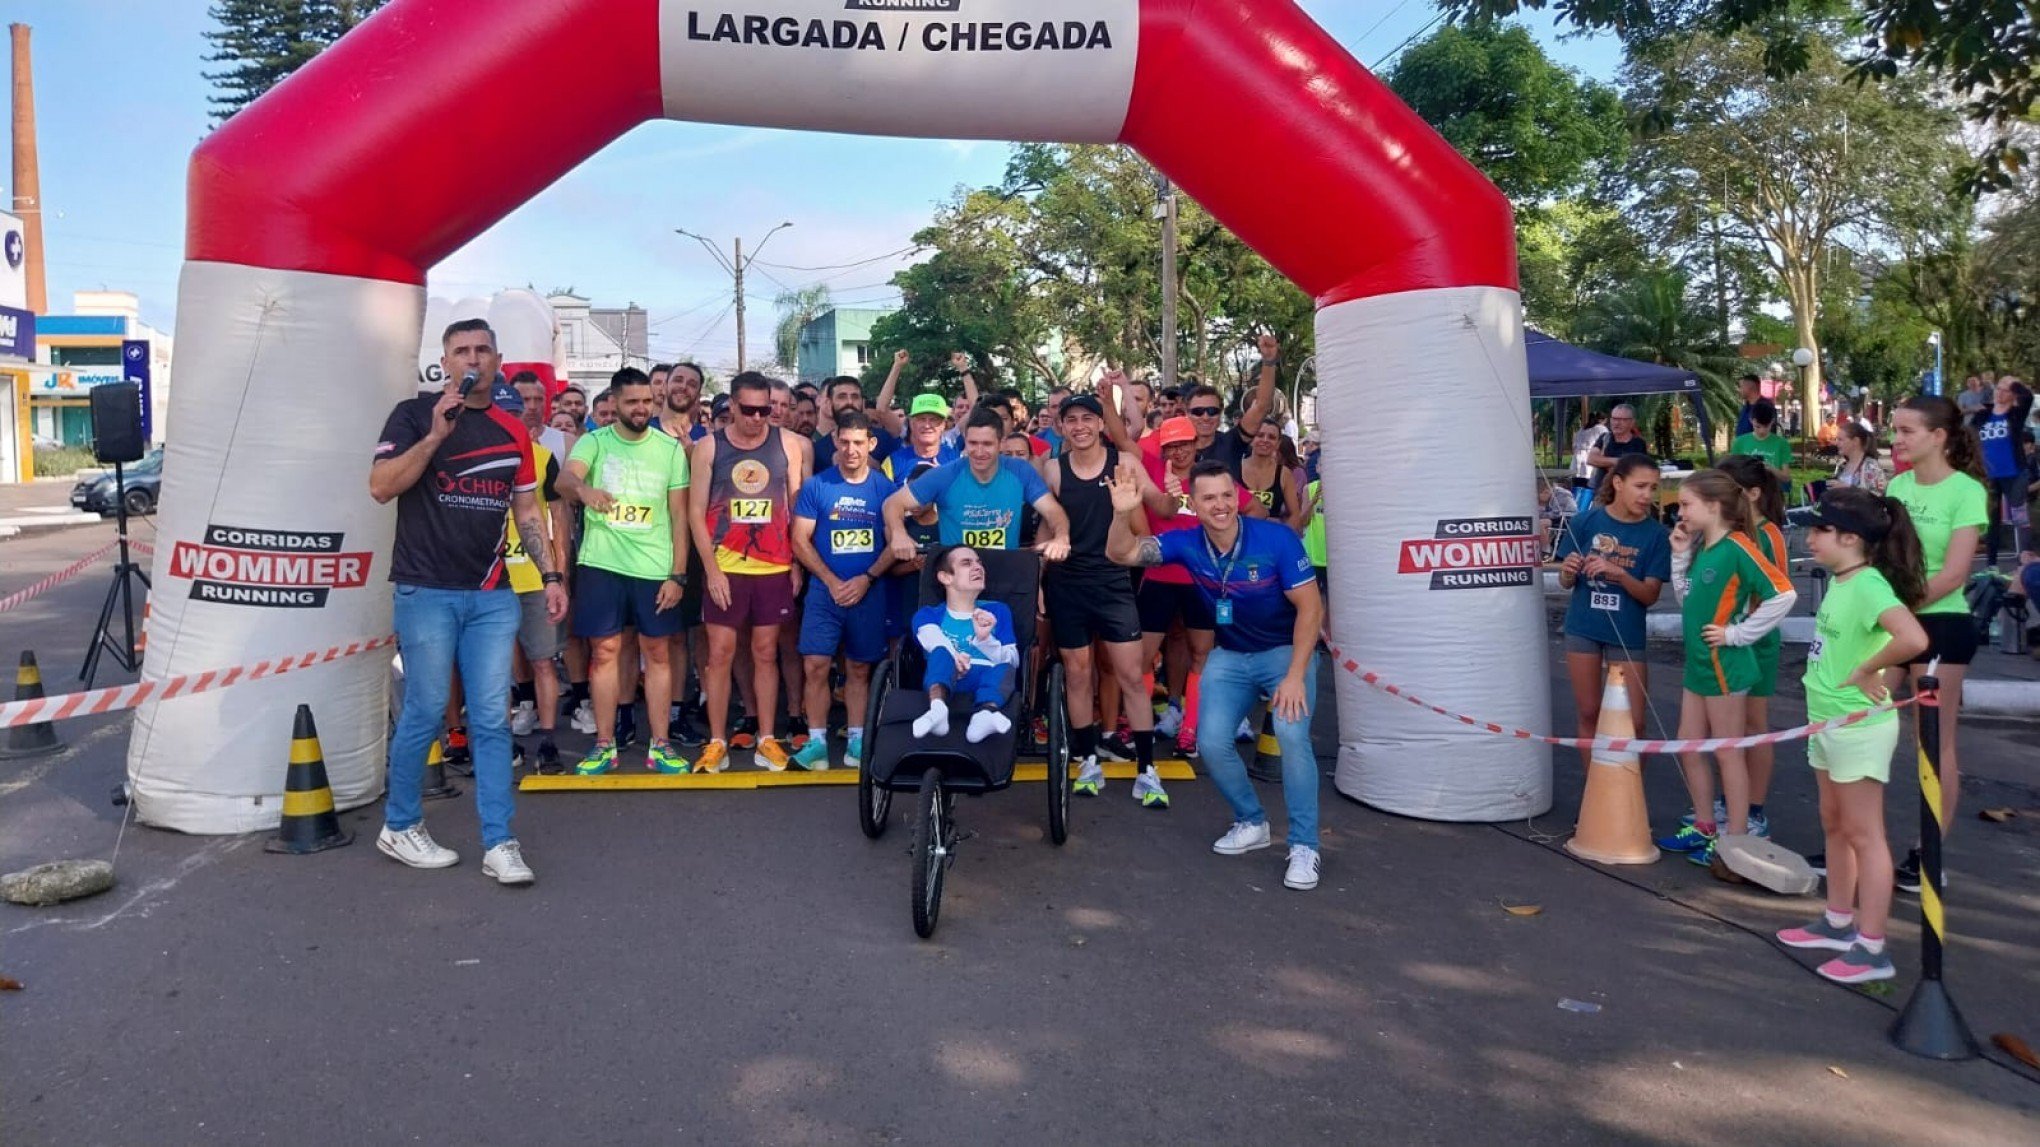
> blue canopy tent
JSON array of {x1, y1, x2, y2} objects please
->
[{"x1": 1528, "y1": 327, "x2": 1715, "y2": 464}]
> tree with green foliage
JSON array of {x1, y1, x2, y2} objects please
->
[
  {"x1": 204, "y1": 0, "x2": 386, "y2": 124},
  {"x1": 773, "y1": 284, "x2": 833, "y2": 375},
  {"x1": 1621, "y1": 29, "x2": 1963, "y2": 433},
  {"x1": 1440, "y1": 0, "x2": 2036, "y2": 188},
  {"x1": 1575, "y1": 270, "x2": 1743, "y2": 455}
]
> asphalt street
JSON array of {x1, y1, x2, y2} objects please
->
[{"x1": 4, "y1": 522, "x2": 2038, "y2": 1145}]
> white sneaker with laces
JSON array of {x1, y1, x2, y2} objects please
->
[
  {"x1": 377, "y1": 824, "x2": 459, "y2": 869},
  {"x1": 1130, "y1": 768, "x2": 1169, "y2": 809},
  {"x1": 570, "y1": 700, "x2": 598, "y2": 735},
  {"x1": 1154, "y1": 703, "x2": 1182, "y2": 739},
  {"x1": 1212, "y1": 820, "x2": 1272, "y2": 855},
  {"x1": 1284, "y1": 845, "x2": 1321, "y2": 891},
  {"x1": 509, "y1": 700, "x2": 537, "y2": 736},
  {"x1": 482, "y1": 840, "x2": 536, "y2": 886}
]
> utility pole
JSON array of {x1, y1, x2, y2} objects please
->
[
  {"x1": 11, "y1": 22, "x2": 48, "y2": 314},
  {"x1": 675, "y1": 222, "x2": 793, "y2": 373},
  {"x1": 1154, "y1": 172, "x2": 1179, "y2": 390}
]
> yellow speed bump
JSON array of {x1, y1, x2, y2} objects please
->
[{"x1": 521, "y1": 759, "x2": 1196, "y2": 792}]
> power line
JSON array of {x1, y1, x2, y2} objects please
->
[
  {"x1": 1353, "y1": 0, "x2": 1417, "y2": 51},
  {"x1": 1369, "y1": 9, "x2": 1446, "y2": 69},
  {"x1": 751, "y1": 244, "x2": 923, "y2": 274}
]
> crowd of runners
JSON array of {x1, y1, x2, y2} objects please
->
[{"x1": 370, "y1": 320, "x2": 1329, "y2": 889}]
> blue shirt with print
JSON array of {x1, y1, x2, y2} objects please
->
[
  {"x1": 1156, "y1": 517, "x2": 1317, "y2": 653},
  {"x1": 1978, "y1": 412, "x2": 2021, "y2": 479},
  {"x1": 815, "y1": 424, "x2": 902, "y2": 475},
  {"x1": 1552, "y1": 505, "x2": 1672, "y2": 651},
  {"x1": 883, "y1": 439, "x2": 960, "y2": 482},
  {"x1": 793, "y1": 467, "x2": 898, "y2": 582},
  {"x1": 907, "y1": 456, "x2": 1050, "y2": 550}
]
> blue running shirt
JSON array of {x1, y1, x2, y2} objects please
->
[
  {"x1": 793, "y1": 466, "x2": 897, "y2": 582},
  {"x1": 1155, "y1": 517, "x2": 1316, "y2": 653},
  {"x1": 907, "y1": 456, "x2": 1050, "y2": 550}
]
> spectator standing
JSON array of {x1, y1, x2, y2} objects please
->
[{"x1": 1586, "y1": 404, "x2": 1652, "y2": 490}]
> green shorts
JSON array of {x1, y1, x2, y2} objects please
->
[
  {"x1": 1808, "y1": 719, "x2": 1900, "y2": 785},
  {"x1": 1749, "y1": 633, "x2": 1781, "y2": 699},
  {"x1": 1682, "y1": 643, "x2": 1756, "y2": 697}
]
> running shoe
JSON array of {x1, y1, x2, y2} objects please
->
[
  {"x1": 1072, "y1": 756, "x2": 1104, "y2": 797},
  {"x1": 1687, "y1": 839, "x2": 1718, "y2": 868},
  {"x1": 1097, "y1": 731, "x2": 1136, "y2": 763},
  {"x1": 792, "y1": 738, "x2": 831, "y2": 771},
  {"x1": 1894, "y1": 848, "x2": 1943, "y2": 893},
  {"x1": 1175, "y1": 727, "x2": 1198, "y2": 758},
  {"x1": 646, "y1": 739, "x2": 688, "y2": 775},
  {"x1": 1776, "y1": 916, "x2": 1858, "y2": 951},
  {"x1": 1747, "y1": 811, "x2": 1770, "y2": 839},
  {"x1": 669, "y1": 705, "x2": 708, "y2": 747},
  {"x1": 534, "y1": 739, "x2": 564, "y2": 776},
  {"x1": 1235, "y1": 717, "x2": 1256, "y2": 742},
  {"x1": 1284, "y1": 845, "x2": 1321, "y2": 891},
  {"x1": 570, "y1": 699, "x2": 598, "y2": 735},
  {"x1": 730, "y1": 715, "x2": 759, "y2": 751},
  {"x1": 788, "y1": 731, "x2": 811, "y2": 752},
  {"x1": 843, "y1": 731, "x2": 864, "y2": 771},
  {"x1": 1029, "y1": 715, "x2": 1048, "y2": 749},
  {"x1": 1656, "y1": 822, "x2": 1715, "y2": 853},
  {"x1": 754, "y1": 735, "x2": 791, "y2": 772},
  {"x1": 1806, "y1": 852, "x2": 1827, "y2": 876},
  {"x1": 694, "y1": 740, "x2": 729, "y2": 774},
  {"x1": 510, "y1": 700, "x2": 538, "y2": 736},
  {"x1": 614, "y1": 707, "x2": 638, "y2": 750},
  {"x1": 1817, "y1": 943, "x2": 1896, "y2": 984},
  {"x1": 1130, "y1": 767, "x2": 1169, "y2": 809},
  {"x1": 575, "y1": 742, "x2": 617, "y2": 776},
  {"x1": 1154, "y1": 702, "x2": 1182, "y2": 739},
  {"x1": 444, "y1": 725, "x2": 471, "y2": 765},
  {"x1": 1212, "y1": 820, "x2": 1272, "y2": 855}
]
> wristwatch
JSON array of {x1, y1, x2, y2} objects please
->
[
  {"x1": 541, "y1": 572, "x2": 563, "y2": 586},
  {"x1": 668, "y1": 573, "x2": 688, "y2": 587}
]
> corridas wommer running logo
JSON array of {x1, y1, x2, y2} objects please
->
[
  {"x1": 1397, "y1": 517, "x2": 1541, "y2": 591},
  {"x1": 845, "y1": 1, "x2": 961, "y2": 9}
]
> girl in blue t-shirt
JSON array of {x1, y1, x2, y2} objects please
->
[{"x1": 1554, "y1": 454, "x2": 1670, "y2": 768}]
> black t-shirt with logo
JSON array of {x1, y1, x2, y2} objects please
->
[{"x1": 374, "y1": 397, "x2": 537, "y2": 590}]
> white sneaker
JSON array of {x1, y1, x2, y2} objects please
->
[
  {"x1": 1212, "y1": 820, "x2": 1272, "y2": 855},
  {"x1": 1130, "y1": 767, "x2": 1169, "y2": 809},
  {"x1": 509, "y1": 700, "x2": 537, "y2": 736},
  {"x1": 1154, "y1": 703, "x2": 1182, "y2": 739},
  {"x1": 912, "y1": 700, "x2": 951, "y2": 739},
  {"x1": 1235, "y1": 717, "x2": 1256, "y2": 742},
  {"x1": 482, "y1": 840, "x2": 535, "y2": 886},
  {"x1": 1071, "y1": 756, "x2": 1106, "y2": 796},
  {"x1": 377, "y1": 824, "x2": 459, "y2": 869},
  {"x1": 569, "y1": 699, "x2": 598, "y2": 735},
  {"x1": 1284, "y1": 845, "x2": 1321, "y2": 891}
]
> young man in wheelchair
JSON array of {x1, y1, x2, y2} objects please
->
[{"x1": 909, "y1": 546, "x2": 1021, "y2": 744}]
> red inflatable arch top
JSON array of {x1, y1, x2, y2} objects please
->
[{"x1": 140, "y1": 0, "x2": 1548, "y2": 835}]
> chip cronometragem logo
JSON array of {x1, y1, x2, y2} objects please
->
[
  {"x1": 170, "y1": 524, "x2": 374, "y2": 608},
  {"x1": 1397, "y1": 517, "x2": 1541, "y2": 591}
]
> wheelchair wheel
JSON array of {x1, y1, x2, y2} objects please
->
[
  {"x1": 858, "y1": 659, "x2": 894, "y2": 839},
  {"x1": 1045, "y1": 662, "x2": 1069, "y2": 846},
  {"x1": 911, "y1": 768, "x2": 952, "y2": 939}
]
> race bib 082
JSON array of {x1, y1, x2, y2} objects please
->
[{"x1": 961, "y1": 527, "x2": 1008, "y2": 549}]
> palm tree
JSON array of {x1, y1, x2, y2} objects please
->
[
  {"x1": 1575, "y1": 269, "x2": 1742, "y2": 459},
  {"x1": 774, "y1": 285, "x2": 834, "y2": 374}
]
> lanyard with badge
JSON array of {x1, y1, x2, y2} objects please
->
[{"x1": 1205, "y1": 528, "x2": 1242, "y2": 626}]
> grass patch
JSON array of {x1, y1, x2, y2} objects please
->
[{"x1": 32, "y1": 446, "x2": 99, "y2": 478}]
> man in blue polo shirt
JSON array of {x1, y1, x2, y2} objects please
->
[
  {"x1": 883, "y1": 405, "x2": 1070, "y2": 559},
  {"x1": 790, "y1": 410, "x2": 897, "y2": 770},
  {"x1": 1106, "y1": 458, "x2": 1326, "y2": 891}
]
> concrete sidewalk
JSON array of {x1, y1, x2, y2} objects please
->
[{"x1": 0, "y1": 476, "x2": 102, "y2": 535}]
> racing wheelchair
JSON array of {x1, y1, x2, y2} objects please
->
[{"x1": 856, "y1": 546, "x2": 1070, "y2": 938}]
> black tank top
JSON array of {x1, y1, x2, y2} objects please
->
[
  {"x1": 1054, "y1": 446, "x2": 1121, "y2": 580},
  {"x1": 1246, "y1": 461, "x2": 1288, "y2": 520}
]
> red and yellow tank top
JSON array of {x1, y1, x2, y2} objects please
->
[{"x1": 706, "y1": 429, "x2": 793, "y2": 574}]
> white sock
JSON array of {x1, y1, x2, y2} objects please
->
[
  {"x1": 913, "y1": 700, "x2": 950, "y2": 738},
  {"x1": 808, "y1": 727, "x2": 827, "y2": 743},
  {"x1": 966, "y1": 708, "x2": 1010, "y2": 743},
  {"x1": 1858, "y1": 933, "x2": 1886, "y2": 954},
  {"x1": 1825, "y1": 908, "x2": 1855, "y2": 931}
]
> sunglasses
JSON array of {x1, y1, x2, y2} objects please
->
[
  {"x1": 1189, "y1": 406, "x2": 1221, "y2": 417},
  {"x1": 737, "y1": 403, "x2": 771, "y2": 417}
]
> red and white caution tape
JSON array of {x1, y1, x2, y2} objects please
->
[
  {"x1": 0, "y1": 541, "x2": 121, "y2": 614},
  {"x1": 1321, "y1": 638, "x2": 1920, "y2": 754},
  {"x1": 0, "y1": 635, "x2": 396, "y2": 729}
]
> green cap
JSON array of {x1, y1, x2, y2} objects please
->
[{"x1": 909, "y1": 393, "x2": 950, "y2": 419}]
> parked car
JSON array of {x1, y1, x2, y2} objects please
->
[{"x1": 71, "y1": 448, "x2": 165, "y2": 517}]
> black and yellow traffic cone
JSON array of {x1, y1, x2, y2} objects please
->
[
  {"x1": 0, "y1": 651, "x2": 65, "y2": 760},
  {"x1": 421, "y1": 738, "x2": 460, "y2": 801},
  {"x1": 266, "y1": 704, "x2": 353, "y2": 855}
]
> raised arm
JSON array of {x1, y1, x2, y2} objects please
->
[
  {"x1": 1237, "y1": 332, "x2": 1281, "y2": 437},
  {"x1": 1095, "y1": 369, "x2": 1141, "y2": 455},
  {"x1": 951, "y1": 352, "x2": 980, "y2": 407},
  {"x1": 874, "y1": 349, "x2": 908, "y2": 436},
  {"x1": 1105, "y1": 463, "x2": 1165, "y2": 567}
]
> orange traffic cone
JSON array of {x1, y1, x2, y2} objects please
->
[
  {"x1": 421, "y1": 738, "x2": 460, "y2": 801},
  {"x1": 266, "y1": 705, "x2": 353, "y2": 854},
  {"x1": 1563, "y1": 665, "x2": 1658, "y2": 865},
  {"x1": 0, "y1": 651, "x2": 64, "y2": 760}
]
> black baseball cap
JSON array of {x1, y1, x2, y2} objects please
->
[
  {"x1": 1060, "y1": 393, "x2": 1104, "y2": 420},
  {"x1": 1804, "y1": 494, "x2": 1888, "y2": 542}
]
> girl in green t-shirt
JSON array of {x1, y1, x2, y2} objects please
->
[
  {"x1": 1717, "y1": 455, "x2": 1790, "y2": 836},
  {"x1": 1660, "y1": 471, "x2": 1798, "y2": 865},
  {"x1": 1775, "y1": 487, "x2": 1929, "y2": 984},
  {"x1": 1887, "y1": 396, "x2": 1989, "y2": 875}
]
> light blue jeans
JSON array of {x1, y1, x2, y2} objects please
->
[
  {"x1": 1195, "y1": 645, "x2": 1319, "y2": 849},
  {"x1": 387, "y1": 585, "x2": 520, "y2": 848}
]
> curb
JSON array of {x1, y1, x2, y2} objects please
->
[{"x1": 1959, "y1": 679, "x2": 2040, "y2": 717}]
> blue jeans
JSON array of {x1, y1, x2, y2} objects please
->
[
  {"x1": 388, "y1": 585, "x2": 521, "y2": 848},
  {"x1": 1195, "y1": 645, "x2": 1319, "y2": 849}
]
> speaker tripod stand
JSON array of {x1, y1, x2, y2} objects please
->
[{"x1": 80, "y1": 461, "x2": 152, "y2": 690}]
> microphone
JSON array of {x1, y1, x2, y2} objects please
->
[{"x1": 445, "y1": 370, "x2": 479, "y2": 421}]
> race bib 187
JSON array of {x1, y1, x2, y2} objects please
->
[{"x1": 607, "y1": 502, "x2": 655, "y2": 529}]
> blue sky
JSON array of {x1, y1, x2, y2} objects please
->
[{"x1": 8, "y1": 2, "x2": 1618, "y2": 368}]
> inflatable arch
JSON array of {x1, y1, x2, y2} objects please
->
[{"x1": 133, "y1": 0, "x2": 1550, "y2": 831}]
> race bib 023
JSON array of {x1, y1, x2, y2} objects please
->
[{"x1": 830, "y1": 527, "x2": 876, "y2": 554}]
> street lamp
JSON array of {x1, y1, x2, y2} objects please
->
[
  {"x1": 1792, "y1": 347, "x2": 1815, "y2": 433},
  {"x1": 673, "y1": 221, "x2": 795, "y2": 371},
  {"x1": 1926, "y1": 331, "x2": 1943, "y2": 397}
]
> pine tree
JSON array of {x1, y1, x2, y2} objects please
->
[{"x1": 203, "y1": 0, "x2": 388, "y2": 125}]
